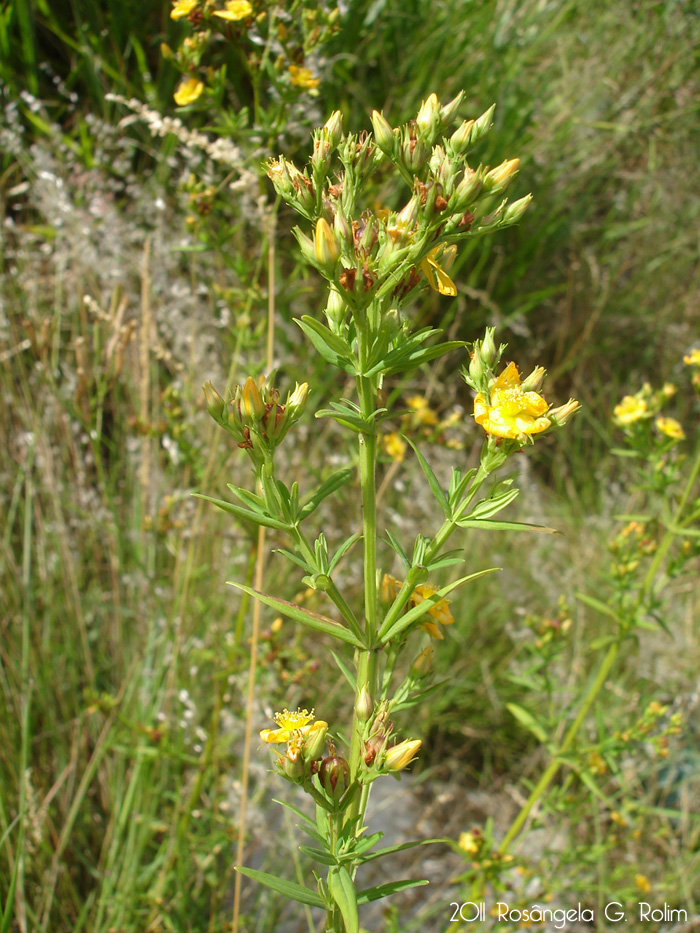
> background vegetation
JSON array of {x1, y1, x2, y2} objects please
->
[{"x1": 1, "y1": 0, "x2": 698, "y2": 930}]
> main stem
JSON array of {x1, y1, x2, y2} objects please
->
[{"x1": 347, "y1": 374, "x2": 379, "y2": 828}]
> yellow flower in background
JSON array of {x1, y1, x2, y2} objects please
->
[
  {"x1": 381, "y1": 574, "x2": 454, "y2": 639},
  {"x1": 170, "y1": 0, "x2": 197, "y2": 18},
  {"x1": 635, "y1": 874, "x2": 651, "y2": 894},
  {"x1": 656, "y1": 417, "x2": 684, "y2": 440},
  {"x1": 474, "y1": 361, "x2": 550, "y2": 439},
  {"x1": 683, "y1": 348, "x2": 700, "y2": 366},
  {"x1": 458, "y1": 830, "x2": 481, "y2": 855},
  {"x1": 289, "y1": 65, "x2": 320, "y2": 89},
  {"x1": 613, "y1": 395, "x2": 647, "y2": 425},
  {"x1": 406, "y1": 394, "x2": 439, "y2": 426},
  {"x1": 383, "y1": 432, "x2": 407, "y2": 462},
  {"x1": 174, "y1": 76, "x2": 204, "y2": 106},
  {"x1": 260, "y1": 708, "x2": 316, "y2": 743},
  {"x1": 420, "y1": 246, "x2": 457, "y2": 297},
  {"x1": 413, "y1": 582, "x2": 454, "y2": 640},
  {"x1": 213, "y1": 0, "x2": 252, "y2": 21}
]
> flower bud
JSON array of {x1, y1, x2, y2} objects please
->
[
  {"x1": 303, "y1": 720, "x2": 328, "y2": 760},
  {"x1": 371, "y1": 111, "x2": 395, "y2": 156},
  {"x1": 203, "y1": 381, "x2": 227, "y2": 422},
  {"x1": 384, "y1": 738, "x2": 421, "y2": 772},
  {"x1": 283, "y1": 741, "x2": 305, "y2": 781},
  {"x1": 501, "y1": 193, "x2": 532, "y2": 226},
  {"x1": 395, "y1": 196, "x2": 419, "y2": 236},
  {"x1": 449, "y1": 118, "x2": 475, "y2": 154},
  {"x1": 483, "y1": 158, "x2": 519, "y2": 194},
  {"x1": 480, "y1": 328, "x2": 497, "y2": 365},
  {"x1": 410, "y1": 646, "x2": 433, "y2": 677},
  {"x1": 355, "y1": 686, "x2": 372, "y2": 723},
  {"x1": 520, "y1": 365, "x2": 546, "y2": 393},
  {"x1": 286, "y1": 382, "x2": 309, "y2": 420},
  {"x1": 401, "y1": 127, "x2": 429, "y2": 173},
  {"x1": 294, "y1": 227, "x2": 317, "y2": 266},
  {"x1": 242, "y1": 376, "x2": 264, "y2": 421},
  {"x1": 324, "y1": 288, "x2": 347, "y2": 332},
  {"x1": 314, "y1": 217, "x2": 339, "y2": 271},
  {"x1": 322, "y1": 110, "x2": 343, "y2": 149},
  {"x1": 319, "y1": 755, "x2": 349, "y2": 801},
  {"x1": 453, "y1": 167, "x2": 482, "y2": 211},
  {"x1": 548, "y1": 398, "x2": 580, "y2": 427},
  {"x1": 472, "y1": 104, "x2": 496, "y2": 145},
  {"x1": 416, "y1": 93, "x2": 440, "y2": 142},
  {"x1": 439, "y1": 91, "x2": 464, "y2": 128}
]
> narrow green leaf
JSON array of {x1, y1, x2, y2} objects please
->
[
  {"x1": 298, "y1": 468, "x2": 354, "y2": 521},
  {"x1": 362, "y1": 837, "x2": 444, "y2": 863},
  {"x1": 272, "y1": 798, "x2": 316, "y2": 829},
  {"x1": 456, "y1": 518, "x2": 559, "y2": 533},
  {"x1": 234, "y1": 866, "x2": 325, "y2": 908},
  {"x1": 315, "y1": 409, "x2": 368, "y2": 433},
  {"x1": 228, "y1": 583, "x2": 365, "y2": 647},
  {"x1": 296, "y1": 317, "x2": 355, "y2": 372},
  {"x1": 575, "y1": 592, "x2": 623, "y2": 624},
  {"x1": 404, "y1": 438, "x2": 449, "y2": 518},
  {"x1": 329, "y1": 867, "x2": 359, "y2": 933},
  {"x1": 382, "y1": 529, "x2": 410, "y2": 567},
  {"x1": 328, "y1": 532, "x2": 362, "y2": 573},
  {"x1": 193, "y1": 493, "x2": 289, "y2": 530},
  {"x1": 299, "y1": 845, "x2": 336, "y2": 866},
  {"x1": 272, "y1": 548, "x2": 313, "y2": 572},
  {"x1": 467, "y1": 488, "x2": 520, "y2": 521},
  {"x1": 356, "y1": 878, "x2": 429, "y2": 904},
  {"x1": 329, "y1": 650, "x2": 356, "y2": 690},
  {"x1": 506, "y1": 703, "x2": 549, "y2": 744},
  {"x1": 227, "y1": 484, "x2": 266, "y2": 511}
]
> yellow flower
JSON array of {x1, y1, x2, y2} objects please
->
[
  {"x1": 170, "y1": 0, "x2": 197, "y2": 18},
  {"x1": 383, "y1": 432, "x2": 407, "y2": 462},
  {"x1": 656, "y1": 416, "x2": 684, "y2": 440},
  {"x1": 260, "y1": 708, "x2": 316, "y2": 744},
  {"x1": 635, "y1": 874, "x2": 651, "y2": 894},
  {"x1": 420, "y1": 246, "x2": 457, "y2": 297},
  {"x1": 683, "y1": 348, "x2": 700, "y2": 366},
  {"x1": 458, "y1": 830, "x2": 481, "y2": 855},
  {"x1": 413, "y1": 582, "x2": 454, "y2": 639},
  {"x1": 384, "y1": 738, "x2": 421, "y2": 772},
  {"x1": 289, "y1": 65, "x2": 320, "y2": 89},
  {"x1": 406, "y1": 395, "x2": 439, "y2": 426},
  {"x1": 381, "y1": 574, "x2": 454, "y2": 639},
  {"x1": 174, "y1": 76, "x2": 204, "y2": 106},
  {"x1": 613, "y1": 395, "x2": 647, "y2": 425},
  {"x1": 213, "y1": 0, "x2": 252, "y2": 20},
  {"x1": 474, "y1": 361, "x2": 550, "y2": 439}
]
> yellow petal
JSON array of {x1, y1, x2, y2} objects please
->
[
  {"x1": 420, "y1": 256, "x2": 457, "y2": 297},
  {"x1": 174, "y1": 77, "x2": 204, "y2": 106}
]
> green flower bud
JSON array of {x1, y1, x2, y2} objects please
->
[
  {"x1": 501, "y1": 194, "x2": 532, "y2": 226},
  {"x1": 384, "y1": 739, "x2": 421, "y2": 772},
  {"x1": 371, "y1": 110, "x2": 395, "y2": 156},
  {"x1": 449, "y1": 118, "x2": 475, "y2": 154},
  {"x1": 319, "y1": 755, "x2": 349, "y2": 802},
  {"x1": 438, "y1": 90, "x2": 464, "y2": 129}
]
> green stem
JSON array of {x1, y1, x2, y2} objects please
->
[
  {"x1": 346, "y1": 375, "x2": 379, "y2": 830},
  {"x1": 424, "y1": 463, "x2": 489, "y2": 563},
  {"x1": 498, "y1": 641, "x2": 620, "y2": 853}
]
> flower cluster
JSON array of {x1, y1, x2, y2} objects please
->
[
  {"x1": 464, "y1": 328, "x2": 579, "y2": 456},
  {"x1": 203, "y1": 375, "x2": 308, "y2": 468},
  {"x1": 613, "y1": 380, "x2": 685, "y2": 443},
  {"x1": 260, "y1": 708, "x2": 329, "y2": 783},
  {"x1": 165, "y1": 0, "x2": 337, "y2": 106},
  {"x1": 267, "y1": 94, "x2": 531, "y2": 320}
]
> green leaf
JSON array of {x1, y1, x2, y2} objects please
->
[
  {"x1": 315, "y1": 408, "x2": 369, "y2": 434},
  {"x1": 299, "y1": 845, "x2": 336, "y2": 866},
  {"x1": 272, "y1": 798, "x2": 316, "y2": 829},
  {"x1": 379, "y1": 568, "x2": 500, "y2": 643},
  {"x1": 356, "y1": 878, "x2": 429, "y2": 904},
  {"x1": 404, "y1": 438, "x2": 449, "y2": 517},
  {"x1": 227, "y1": 484, "x2": 266, "y2": 511},
  {"x1": 193, "y1": 493, "x2": 289, "y2": 530},
  {"x1": 328, "y1": 533, "x2": 362, "y2": 573},
  {"x1": 228, "y1": 584, "x2": 365, "y2": 647},
  {"x1": 361, "y1": 838, "x2": 444, "y2": 863},
  {"x1": 467, "y1": 488, "x2": 519, "y2": 521},
  {"x1": 330, "y1": 651, "x2": 356, "y2": 690},
  {"x1": 272, "y1": 548, "x2": 313, "y2": 572},
  {"x1": 329, "y1": 867, "x2": 359, "y2": 933},
  {"x1": 575, "y1": 592, "x2": 623, "y2": 624},
  {"x1": 382, "y1": 529, "x2": 410, "y2": 567},
  {"x1": 506, "y1": 703, "x2": 549, "y2": 744},
  {"x1": 456, "y1": 518, "x2": 559, "y2": 533},
  {"x1": 449, "y1": 467, "x2": 478, "y2": 509},
  {"x1": 298, "y1": 468, "x2": 354, "y2": 521},
  {"x1": 296, "y1": 317, "x2": 355, "y2": 373},
  {"x1": 234, "y1": 866, "x2": 325, "y2": 908}
]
